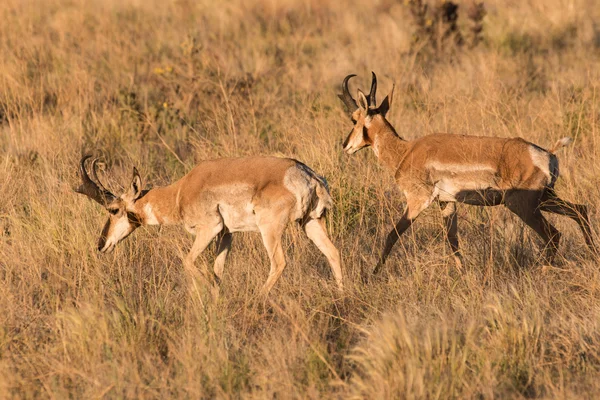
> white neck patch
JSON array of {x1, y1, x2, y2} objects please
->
[
  {"x1": 143, "y1": 203, "x2": 160, "y2": 225},
  {"x1": 372, "y1": 135, "x2": 381, "y2": 158}
]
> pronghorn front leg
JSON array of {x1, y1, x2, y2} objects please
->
[
  {"x1": 184, "y1": 219, "x2": 223, "y2": 284},
  {"x1": 373, "y1": 192, "x2": 433, "y2": 275},
  {"x1": 441, "y1": 202, "x2": 463, "y2": 270}
]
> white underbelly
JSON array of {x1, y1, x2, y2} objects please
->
[
  {"x1": 219, "y1": 203, "x2": 259, "y2": 232},
  {"x1": 435, "y1": 178, "x2": 499, "y2": 202}
]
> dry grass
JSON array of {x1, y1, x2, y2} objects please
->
[{"x1": 1, "y1": 0, "x2": 600, "y2": 398}]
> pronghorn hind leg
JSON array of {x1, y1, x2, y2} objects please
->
[
  {"x1": 258, "y1": 222, "x2": 287, "y2": 297},
  {"x1": 303, "y1": 218, "x2": 343, "y2": 291},
  {"x1": 373, "y1": 192, "x2": 433, "y2": 275},
  {"x1": 441, "y1": 202, "x2": 463, "y2": 270},
  {"x1": 540, "y1": 190, "x2": 596, "y2": 254},
  {"x1": 255, "y1": 203, "x2": 293, "y2": 297},
  {"x1": 213, "y1": 229, "x2": 233, "y2": 283},
  {"x1": 506, "y1": 194, "x2": 560, "y2": 264}
]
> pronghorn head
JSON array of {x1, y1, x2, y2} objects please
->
[
  {"x1": 75, "y1": 155, "x2": 144, "y2": 253},
  {"x1": 338, "y1": 72, "x2": 394, "y2": 154}
]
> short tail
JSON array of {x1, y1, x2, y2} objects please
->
[
  {"x1": 312, "y1": 177, "x2": 333, "y2": 219},
  {"x1": 549, "y1": 137, "x2": 572, "y2": 154}
]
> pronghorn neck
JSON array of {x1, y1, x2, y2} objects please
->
[
  {"x1": 133, "y1": 185, "x2": 181, "y2": 226},
  {"x1": 369, "y1": 117, "x2": 409, "y2": 172}
]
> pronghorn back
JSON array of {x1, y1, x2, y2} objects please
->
[
  {"x1": 397, "y1": 134, "x2": 570, "y2": 199},
  {"x1": 174, "y1": 156, "x2": 331, "y2": 229}
]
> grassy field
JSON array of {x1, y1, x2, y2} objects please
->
[{"x1": 1, "y1": 0, "x2": 600, "y2": 397}]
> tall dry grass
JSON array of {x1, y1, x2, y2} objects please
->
[{"x1": 1, "y1": 0, "x2": 599, "y2": 398}]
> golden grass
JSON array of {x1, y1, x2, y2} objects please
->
[{"x1": 1, "y1": 0, "x2": 600, "y2": 397}]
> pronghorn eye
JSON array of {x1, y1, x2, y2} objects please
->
[
  {"x1": 351, "y1": 118, "x2": 357, "y2": 124},
  {"x1": 108, "y1": 208, "x2": 119, "y2": 215}
]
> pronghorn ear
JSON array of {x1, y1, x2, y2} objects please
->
[
  {"x1": 378, "y1": 84, "x2": 395, "y2": 117},
  {"x1": 128, "y1": 167, "x2": 143, "y2": 200},
  {"x1": 357, "y1": 89, "x2": 369, "y2": 111}
]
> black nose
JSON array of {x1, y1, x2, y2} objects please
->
[
  {"x1": 98, "y1": 219, "x2": 110, "y2": 252},
  {"x1": 97, "y1": 236, "x2": 106, "y2": 252}
]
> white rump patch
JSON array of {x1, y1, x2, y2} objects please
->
[
  {"x1": 284, "y1": 164, "x2": 331, "y2": 221},
  {"x1": 284, "y1": 166, "x2": 314, "y2": 221},
  {"x1": 528, "y1": 146, "x2": 551, "y2": 181}
]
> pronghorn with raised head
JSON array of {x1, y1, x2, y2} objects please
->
[
  {"x1": 338, "y1": 72, "x2": 595, "y2": 272},
  {"x1": 75, "y1": 155, "x2": 343, "y2": 295}
]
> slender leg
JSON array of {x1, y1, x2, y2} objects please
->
[
  {"x1": 540, "y1": 190, "x2": 596, "y2": 254},
  {"x1": 213, "y1": 229, "x2": 233, "y2": 283},
  {"x1": 303, "y1": 218, "x2": 343, "y2": 290},
  {"x1": 506, "y1": 196, "x2": 560, "y2": 264},
  {"x1": 373, "y1": 212, "x2": 412, "y2": 275},
  {"x1": 258, "y1": 221, "x2": 287, "y2": 297},
  {"x1": 441, "y1": 202, "x2": 463, "y2": 269},
  {"x1": 373, "y1": 193, "x2": 433, "y2": 274},
  {"x1": 184, "y1": 220, "x2": 223, "y2": 283}
]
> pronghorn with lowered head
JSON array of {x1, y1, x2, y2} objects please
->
[
  {"x1": 75, "y1": 155, "x2": 343, "y2": 295},
  {"x1": 338, "y1": 72, "x2": 596, "y2": 273}
]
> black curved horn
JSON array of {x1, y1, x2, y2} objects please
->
[
  {"x1": 75, "y1": 155, "x2": 116, "y2": 206},
  {"x1": 89, "y1": 159, "x2": 112, "y2": 196},
  {"x1": 337, "y1": 74, "x2": 358, "y2": 115},
  {"x1": 368, "y1": 72, "x2": 377, "y2": 107}
]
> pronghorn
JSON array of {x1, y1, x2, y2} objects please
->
[
  {"x1": 338, "y1": 72, "x2": 595, "y2": 273},
  {"x1": 75, "y1": 155, "x2": 343, "y2": 295}
]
